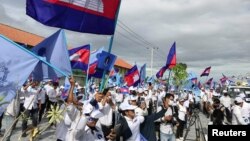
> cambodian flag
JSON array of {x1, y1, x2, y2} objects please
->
[
  {"x1": 165, "y1": 42, "x2": 176, "y2": 69},
  {"x1": 156, "y1": 66, "x2": 167, "y2": 78},
  {"x1": 26, "y1": 0, "x2": 121, "y2": 35},
  {"x1": 156, "y1": 42, "x2": 176, "y2": 78},
  {"x1": 124, "y1": 65, "x2": 140, "y2": 87},
  {"x1": 120, "y1": 87, "x2": 129, "y2": 94},
  {"x1": 220, "y1": 73, "x2": 228, "y2": 84},
  {"x1": 206, "y1": 77, "x2": 213, "y2": 86},
  {"x1": 200, "y1": 66, "x2": 211, "y2": 77},
  {"x1": 88, "y1": 47, "x2": 104, "y2": 78},
  {"x1": 69, "y1": 45, "x2": 90, "y2": 72}
]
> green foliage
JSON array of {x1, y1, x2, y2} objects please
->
[{"x1": 172, "y1": 63, "x2": 188, "y2": 87}]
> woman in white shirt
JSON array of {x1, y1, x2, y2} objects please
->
[{"x1": 176, "y1": 98, "x2": 187, "y2": 141}]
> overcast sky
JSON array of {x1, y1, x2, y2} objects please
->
[{"x1": 1, "y1": 0, "x2": 250, "y2": 81}]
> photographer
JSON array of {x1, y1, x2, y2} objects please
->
[{"x1": 159, "y1": 93, "x2": 175, "y2": 141}]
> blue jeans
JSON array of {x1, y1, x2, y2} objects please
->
[{"x1": 160, "y1": 132, "x2": 175, "y2": 141}]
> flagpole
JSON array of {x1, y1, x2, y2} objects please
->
[
  {"x1": 85, "y1": 44, "x2": 92, "y2": 100},
  {"x1": 3, "y1": 35, "x2": 69, "y2": 77},
  {"x1": 166, "y1": 69, "x2": 172, "y2": 92},
  {"x1": 99, "y1": 0, "x2": 122, "y2": 91}
]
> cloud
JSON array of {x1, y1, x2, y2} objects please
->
[{"x1": 0, "y1": 0, "x2": 250, "y2": 80}]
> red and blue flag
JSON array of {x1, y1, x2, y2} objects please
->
[
  {"x1": 156, "y1": 42, "x2": 176, "y2": 78},
  {"x1": 26, "y1": 0, "x2": 121, "y2": 35},
  {"x1": 120, "y1": 87, "x2": 129, "y2": 94},
  {"x1": 200, "y1": 66, "x2": 211, "y2": 77},
  {"x1": 125, "y1": 65, "x2": 140, "y2": 87},
  {"x1": 69, "y1": 45, "x2": 90, "y2": 72},
  {"x1": 206, "y1": 77, "x2": 213, "y2": 86}
]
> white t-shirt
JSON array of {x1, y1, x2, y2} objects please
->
[
  {"x1": 160, "y1": 107, "x2": 173, "y2": 134},
  {"x1": 125, "y1": 116, "x2": 145, "y2": 141},
  {"x1": 220, "y1": 96, "x2": 231, "y2": 108},
  {"x1": 23, "y1": 86, "x2": 40, "y2": 110},
  {"x1": 99, "y1": 103, "x2": 113, "y2": 126},
  {"x1": 178, "y1": 104, "x2": 187, "y2": 121}
]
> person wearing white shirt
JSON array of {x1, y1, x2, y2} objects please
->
[
  {"x1": 117, "y1": 102, "x2": 145, "y2": 141},
  {"x1": 21, "y1": 81, "x2": 41, "y2": 137},
  {"x1": 231, "y1": 97, "x2": 247, "y2": 125},
  {"x1": 220, "y1": 90, "x2": 232, "y2": 108},
  {"x1": 47, "y1": 82, "x2": 60, "y2": 108},
  {"x1": 239, "y1": 93, "x2": 250, "y2": 124},
  {"x1": 64, "y1": 77, "x2": 116, "y2": 141},
  {"x1": 160, "y1": 94, "x2": 175, "y2": 141},
  {"x1": 99, "y1": 91, "x2": 116, "y2": 140},
  {"x1": 38, "y1": 83, "x2": 47, "y2": 123},
  {"x1": 176, "y1": 98, "x2": 187, "y2": 141}
]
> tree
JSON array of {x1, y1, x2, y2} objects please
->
[{"x1": 171, "y1": 63, "x2": 188, "y2": 89}]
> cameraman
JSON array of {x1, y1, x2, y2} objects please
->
[{"x1": 159, "y1": 93, "x2": 175, "y2": 141}]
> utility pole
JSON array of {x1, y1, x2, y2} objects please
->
[{"x1": 150, "y1": 47, "x2": 158, "y2": 76}]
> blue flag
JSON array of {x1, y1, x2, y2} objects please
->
[
  {"x1": 32, "y1": 29, "x2": 72, "y2": 80},
  {"x1": 0, "y1": 35, "x2": 39, "y2": 113}
]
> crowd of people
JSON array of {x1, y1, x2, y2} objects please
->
[{"x1": 0, "y1": 76, "x2": 249, "y2": 141}]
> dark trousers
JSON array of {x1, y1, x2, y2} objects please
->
[
  {"x1": 101, "y1": 125, "x2": 113, "y2": 140},
  {"x1": 39, "y1": 103, "x2": 46, "y2": 122},
  {"x1": 0, "y1": 114, "x2": 4, "y2": 130},
  {"x1": 176, "y1": 119, "x2": 185, "y2": 138},
  {"x1": 22, "y1": 108, "x2": 38, "y2": 132}
]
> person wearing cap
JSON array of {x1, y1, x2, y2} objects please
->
[
  {"x1": 116, "y1": 101, "x2": 145, "y2": 141},
  {"x1": 231, "y1": 97, "x2": 247, "y2": 125},
  {"x1": 238, "y1": 93, "x2": 250, "y2": 124},
  {"x1": 129, "y1": 95, "x2": 148, "y2": 116},
  {"x1": 219, "y1": 90, "x2": 232, "y2": 123},
  {"x1": 64, "y1": 77, "x2": 116, "y2": 141},
  {"x1": 99, "y1": 89, "x2": 116, "y2": 140}
]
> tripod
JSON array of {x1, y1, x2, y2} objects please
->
[{"x1": 183, "y1": 109, "x2": 206, "y2": 141}]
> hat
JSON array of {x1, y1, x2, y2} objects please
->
[
  {"x1": 90, "y1": 110, "x2": 104, "y2": 119},
  {"x1": 222, "y1": 90, "x2": 227, "y2": 93},
  {"x1": 119, "y1": 102, "x2": 137, "y2": 111},
  {"x1": 78, "y1": 94, "x2": 84, "y2": 97},
  {"x1": 129, "y1": 86, "x2": 135, "y2": 91},
  {"x1": 179, "y1": 97, "x2": 185, "y2": 102},
  {"x1": 129, "y1": 95, "x2": 138, "y2": 101},
  {"x1": 239, "y1": 93, "x2": 246, "y2": 99},
  {"x1": 138, "y1": 88, "x2": 143, "y2": 93},
  {"x1": 83, "y1": 103, "x2": 94, "y2": 114},
  {"x1": 235, "y1": 97, "x2": 243, "y2": 103}
]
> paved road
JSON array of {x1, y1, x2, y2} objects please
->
[{"x1": 0, "y1": 112, "x2": 209, "y2": 141}]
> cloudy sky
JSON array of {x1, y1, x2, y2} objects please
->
[{"x1": 1, "y1": 0, "x2": 250, "y2": 81}]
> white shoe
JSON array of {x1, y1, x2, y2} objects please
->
[
  {"x1": 180, "y1": 137, "x2": 184, "y2": 140},
  {"x1": 176, "y1": 138, "x2": 180, "y2": 141}
]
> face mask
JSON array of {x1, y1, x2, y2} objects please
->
[{"x1": 168, "y1": 100, "x2": 174, "y2": 106}]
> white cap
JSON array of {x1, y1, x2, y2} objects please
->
[
  {"x1": 60, "y1": 85, "x2": 65, "y2": 89},
  {"x1": 239, "y1": 93, "x2": 246, "y2": 99},
  {"x1": 83, "y1": 103, "x2": 94, "y2": 114},
  {"x1": 90, "y1": 110, "x2": 104, "y2": 119},
  {"x1": 78, "y1": 94, "x2": 84, "y2": 97},
  {"x1": 119, "y1": 102, "x2": 137, "y2": 111},
  {"x1": 138, "y1": 88, "x2": 143, "y2": 93},
  {"x1": 129, "y1": 86, "x2": 135, "y2": 91},
  {"x1": 222, "y1": 90, "x2": 227, "y2": 93},
  {"x1": 235, "y1": 97, "x2": 243, "y2": 103},
  {"x1": 129, "y1": 95, "x2": 138, "y2": 101}
]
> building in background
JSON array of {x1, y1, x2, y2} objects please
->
[{"x1": 0, "y1": 23, "x2": 132, "y2": 85}]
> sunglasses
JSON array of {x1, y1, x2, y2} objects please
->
[{"x1": 88, "y1": 117, "x2": 98, "y2": 122}]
